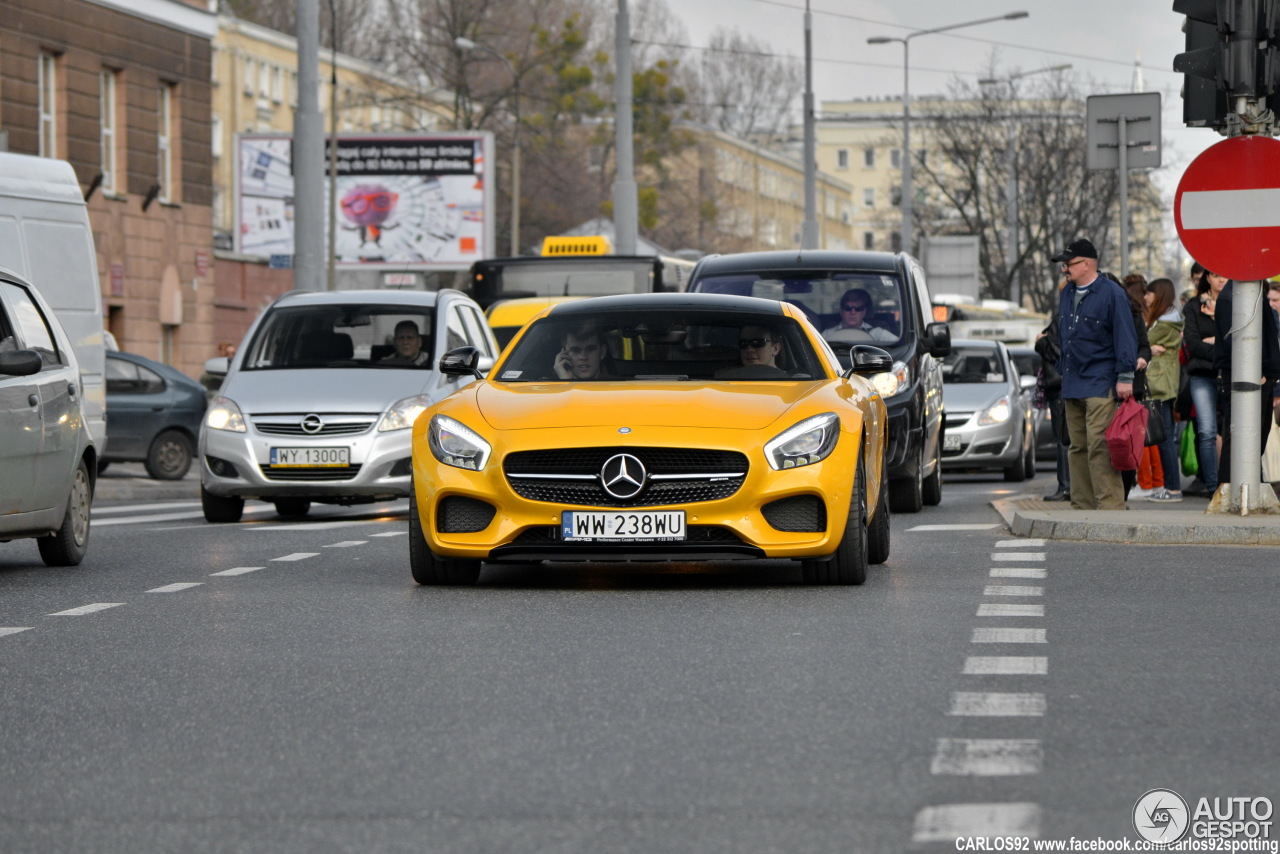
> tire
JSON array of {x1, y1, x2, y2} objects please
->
[
  {"x1": 202, "y1": 485, "x2": 245, "y2": 523},
  {"x1": 889, "y1": 442, "x2": 924, "y2": 513},
  {"x1": 1003, "y1": 430, "x2": 1030, "y2": 482},
  {"x1": 145, "y1": 429, "x2": 194, "y2": 480},
  {"x1": 867, "y1": 448, "x2": 891, "y2": 565},
  {"x1": 97, "y1": 460, "x2": 110, "y2": 475},
  {"x1": 37, "y1": 459, "x2": 92, "y2": 567},
  {"x1": 922, "y1": 425, "x2": 943, "y2": 507},
  {"x1": 274, "y1": 498, "x2": 311, "y2": 519},
  {"x1": 802, "y1": 451, "x2": 868, "y2": 585},
  {"x1": 409, "y1": 482, "x2": 481, "y2": 585}
]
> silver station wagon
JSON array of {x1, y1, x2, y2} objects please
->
[{"x1": 198, "y1": 289, "x2": 497, "y2": 522}]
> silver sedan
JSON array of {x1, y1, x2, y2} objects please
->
[{"x1": 939, "y1": 339, "x2": 1036, "y2": 482}]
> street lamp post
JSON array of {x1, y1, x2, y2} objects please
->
[
  {"x1": 455, "y1": 36, "x2": 521, "y2": 256},
  {"x1": 868, "y1": 11, "x2": 1028, "y2": 257},
  {"x1": 326, "y1": 0, "x2": 339, "y2": 290}
]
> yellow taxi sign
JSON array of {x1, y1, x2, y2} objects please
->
[{"x1": 541, "y1": 235, "x2": 613, "y2": 256}]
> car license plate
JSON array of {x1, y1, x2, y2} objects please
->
[
  {"x1": 269, "y1": 446, "x2": 349, "y2": 467},
  {"x1": 561, "y1": 510, "x2": 686, "y2": 542},
  {"x1": 944, "y1": 433, "x2": 961, "y2": 451}
]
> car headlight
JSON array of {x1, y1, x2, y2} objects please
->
[
  {"x1": 427, "y1": 415, "x2": 492, "y2": 470},
  {"x1": 205, "y1": 396, "x2": 246, "y2": 433},
  {"x1": 871, "y1": 360, "x2": 910, "y2": 398},
  {"x1": 379, "y1": 395, "x2": 432, "y2": 432},
  {"x1": 764, "y1": 412, "x2": 840, "y2": 470},
  {"x1": 978, "y1": 396, "x2": 1012, "y2": 425}
]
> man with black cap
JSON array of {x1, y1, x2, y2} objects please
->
[{"x1": 1052, "y1": 238, "x2": 1139, "y2": 510}]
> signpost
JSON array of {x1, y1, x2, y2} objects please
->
[
  {"x1": 1174, "y1": 134, "x2": 1280, "y2": 515},
  {"x1": 1085, "y1": 93, "x2": 1161, "y2": 281}
]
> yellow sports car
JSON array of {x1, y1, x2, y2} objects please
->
[{"x1": 409, "y1": 292, "x2": 893, "y2": 585}]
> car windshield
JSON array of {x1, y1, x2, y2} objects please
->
[
  {"x1": 941, "y1": 347, "x2": 1006, "y2": 384},
  {"x1": 242, "y1": 304, "x2": 435, "y2": 369},
  {"x1": 691, "y1": 271, "x2": 906, "y2": 355},
  {"x1": 494, "y1": 308, "x2": 828, "y2": 382}
]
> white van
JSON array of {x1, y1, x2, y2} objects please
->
[{"x1": 0, "y1": 152, "x2": 107, "y2": 451}]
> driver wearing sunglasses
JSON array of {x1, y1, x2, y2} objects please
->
[{"x1": 822, "y1": 288, "x2": 894, "y2": 342}]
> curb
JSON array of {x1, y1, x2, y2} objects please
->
[{"x1": 991, "y1": 494, "x2": 1280, "y2": 546}]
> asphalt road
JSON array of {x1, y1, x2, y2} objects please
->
[{"x1": 0, "y1": 470, "x2": 1275, "y2": 853}]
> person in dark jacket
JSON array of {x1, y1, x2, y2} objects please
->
[
  {"x1": 1182, "y1": 268, "x2": 1227, "y2": 495},
  {"x1": 1212, "y1": 280, "x2": 1280, "y2": 490},
  {"x1": 1119, "y1": 274, "x2": 1154, "y2": 499},
  {"x1": 1053, "y1": 238, "x2": 1138, "y2": 511}
]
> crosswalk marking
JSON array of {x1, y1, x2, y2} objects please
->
[
  {"x1": 964, "y1": 656, "x2": 1048, "y2": 675},
  {"x1": 271, "y1": 553, "x2": 319, "y2": 562},
  {"x1": 49, "y1": 603, "x2": 124, "y2": 616},
  {"x1": 912, "y1": 803, "x2": 1041, "y2": 841},
  {"x1": 983, "y1": 585, "x2": 1044, "y2": 597},
  {"x1": 977, "y1": 603, "x2": 1044, "y2": 617},
  {"x1": 971, "y1": 627, "x2": 1047, "y2": 643},
  {"x1": 995, "y1": 539, "x2": 1045, "y2": 548},
  {"x1": 0, "y1": 628, "x2": 33, "y2": 638},
  {"x1": 210, "y1": 566, "x2": 266, "y2": 576},
  {"x1": 323, "y1": 541, "x2": 368, "y2": 548},
  {"x1": 990, "y1": 566, "x2": 1046, "y2": 579},
  {"x1": 908, "y1": 524, "x2": 1000, "y2": 531},
  {"x1": 370, "y1": 531, "x2": 407, "y2": 537},
  {"x1": 949, "y1": 692, "x2": 1046, "y2": 716},
  {"x1": 147, "y1": 583, "x2": 204, "y2": 593},
  {"x1": 991, "y1": 552, "x2": 1045, "y2": 561},
  {"x1": 930, "y1": 739, "x2": 1043, "y2": 775}
]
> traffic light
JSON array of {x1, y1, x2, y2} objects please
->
[
  {"x1": 1174, "y1": 0, "x2": 1230, "y2": 128},
  {"x1": 1259, "y1": 0, "x2": 1280, "y2": 117}
]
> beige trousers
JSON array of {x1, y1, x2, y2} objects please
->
[{"x1": 1063, "y1": 395, "x2": 1125, "y2": 510}]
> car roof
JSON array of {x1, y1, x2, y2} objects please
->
[
  {"x1": 692, "y1": 250, "x2": 905, "y2": 276},
  {"x1": 107, "y1": 349, "x2": 204, "y2": 386},
  {"x1": 268, "y1": 288, "x2": 456, "y2": 309},
  {"x1": 544, "y1": 291, "x2": 786, "y2": 316}
]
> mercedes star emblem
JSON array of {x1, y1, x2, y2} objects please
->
[{"x1": 600, "y1": 453, "x2": 646, "y2": 500}]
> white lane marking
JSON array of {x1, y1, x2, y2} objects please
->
[
  {"x1": 991, "y1": 552, "x2": 1044, "y2": 561},
  {"x1": 990, "y1": 566, "x2": 1046, "y2": 579},
  {"x1": 949, "y1": 692, "x2": 1046, "y2": 716},
  {"x1": 94, "y1": 506, "x2": 276, "y2": 527},
  {"x1": 271, "y1": 553, "x2": 319, "y2": 562},
  {"x1": 253, "y1": 520, "x2": 393, "y2": 532},
  {"x1": 370, "y1": 531, "x2": 407, "y2": 537},
  {"x1": 972, "y1": 628, "x2": 1047, "y2": 643},
  {"x1": 912, "y1": 803, "x2": 1042, "y2": 841},
  {"x1": 908, "y1": 524, "x2": 1000, "y2": 531},
  {"x1": 210, "y1": 566, "x2": 265, "y2": 576},
  {"x1": 324, "y1": 541, "x2": 368, "y2": 548},
  {"x1": 964, "y1": 656, "x2": 1048, "y2": 675},
  {"x1": 931, "y1": 739, "x2": 1043, "y2": 776},
  {"x1": 0, "y1": 627, "x2": 33, "y2": 637},
  {"x1": 977, "y1": 603, "x2": 1044, "y2": 617},
  {"x1": 49, "y1": 603, "x2": 125, "y2": 616},
  {"x1": 92, "y1": 501, "x2": 202, "y2": 515},
  {"x1": 1179, "y1": 188, "x2": 1280, "y2": 230},
  {"x1": 996, "y1": 539, "x2": 1045, "y2": 548},
  {"x1": 147, "y1": 583, "x2": 204, "y2": 593},
  {"x1": 984, "y1": 585, "x2": 1044, "y2": 597}
]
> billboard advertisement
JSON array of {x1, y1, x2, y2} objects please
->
[{"x1": 236, "y1": 132, "x2": 495, "y2": 268}]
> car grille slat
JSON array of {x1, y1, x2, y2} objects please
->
[
  {"x1": 259, "y1": 464, "x2": 362, "y2": 481},
  {"x1": 504, "y1": 447, "x2": 748, "y2": 507},
  {"x1": 255, "y1": 422, "x2": 373, "y2": 436}
]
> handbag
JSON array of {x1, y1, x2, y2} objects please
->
[
  {"x1": 1142, "y1": 398, "x2": 1165, "y2": 446},
  {"x1": 1105, "y1": 397, "x2": 1147, "y2": 471},
  {"x1": 1180, "y1": 418, "x2": 1199, "y2": 477}
]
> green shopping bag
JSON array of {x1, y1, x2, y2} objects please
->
[{"x1": 1179, "y1": 419, "x2": 1198, "y2": 477}]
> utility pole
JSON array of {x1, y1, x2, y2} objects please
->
[
  {"x1": 613, "y1": 0, "x2": 638, "y2": 255},
  {"x1": 293, "y1": 0, "x2": 324, "y2": 291},
  {"x1": 800, "y1": 0, "x2": 818, "y2": 249}
]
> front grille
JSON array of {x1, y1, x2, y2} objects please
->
[
  {"x1": 510, "y1": 525, "x2": 746, "y2": 545},
  {"x1": 761, "y1": 495, "x2": 827, "y2": 532},
  {"x1": 504, "y1": 447, "x2": 748, "y2": 508},
  {"x1": 252, "y1": 415, "x2": 376, "y2": 436},
  {"x1": 259, "y1": 464, "x2": 362, "y2": 481},
  {"x1": 945, "y1": 414, "x2": 973, "y2": 431},
  {"x1": 438, "y1": 497, "x2": 496, "y2": 533}
]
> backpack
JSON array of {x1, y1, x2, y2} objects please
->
[{"x1": 1105, "y1": 397, "x2": 1148, "y2": 471}]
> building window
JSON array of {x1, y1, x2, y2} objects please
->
[
  {"x1": 863, "y1": 232, "x2": 875, "y2": 251},
  {"x1": 891, "y1": 148, "x2": 901, "y2": 169},
  {"x1": 39, "y1": 52, "x2": 58, "y2": 157},
  {"x1": 836, "y1": 148, "x2": 849, "y2": 170},
  {"x1": 272, "y1": 66, "x2": 284, "y2": 103},
  {"x1": 863, "y1": 148, "x2": 875, "y2": 168},
  {"x1": 243, "y1": 57, "x2": 255, "y2": 95},
  {"x1": 100, "y1": 70, "x2": 119, "y2": 193},
  {"x1": 211, "y1": 114, "x2": 223, "y2": 159},
  {"x1": 863, "y1": 188, "x2": 875, "y2": 209},
  {"x1": 210, "y1": 46, "x2": 221, "y2": 85},
  {"x1": 157, "y1": 84, "x2": 174, "y2": 203}
]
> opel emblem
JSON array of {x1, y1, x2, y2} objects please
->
[
  {"x1": 301, "y1": 413, "x2": 324, "y2": 434},
  {"x1": 600, "y1": 453, "x2": 646, "y2": 500}
]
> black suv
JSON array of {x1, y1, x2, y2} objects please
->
[{"x1": 688, "y1": 250, "x2": 950, "y2": 512}]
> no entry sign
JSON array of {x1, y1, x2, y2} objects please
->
[{"x1": 1174, "y1": 135, "x2": 1280, "y2": 282}]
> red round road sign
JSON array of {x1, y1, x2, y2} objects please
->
[{"x1": 1174, "y1": 134, "x2": 1280, "y2": 281}]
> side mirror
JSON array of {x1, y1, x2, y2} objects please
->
[
  {"x1": 926, "y1": 321, "x2": 951, "y2": 358},
  {"x1": 203, "y1": 356, "x2": 231, "y2": 377},
  {"x1": 440, "y1": 346, "x2": 483, "y2": 379},
  {"x1": 847, "y1": 344, "x2": 894, "y2": 376},
  {"x1": 1019, "y1": 374, "x2": 1037, "y2": 391},
  {"x1": 0, "y1": 349, "x2": 42, "y2": 377}
]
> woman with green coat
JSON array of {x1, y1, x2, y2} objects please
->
[{"x1": 1144, "y1": 277, "x2": 1184, "y2": 501}]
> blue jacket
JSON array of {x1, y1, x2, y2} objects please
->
[{"x1": 1056, "y1": 274, "x2": 1138, "y2": 399}]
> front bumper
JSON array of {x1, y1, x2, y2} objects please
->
[{"x1": 940, "y1": 412, "x2": 1020, "y2": 470}]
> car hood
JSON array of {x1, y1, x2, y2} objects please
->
[
  {"x1": 472, "y1": 382, "x2": 826, "y2": 431},
  {"x1": 944, "y1": 383, "x2": 1011, "y2": 413},
  {"x1": 222, "y1": 368, "x2": 437, "y2": 413}
]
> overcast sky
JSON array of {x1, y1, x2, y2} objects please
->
[{"x1": 661, "y1": 0, "x2": 1219, "y2": 199}]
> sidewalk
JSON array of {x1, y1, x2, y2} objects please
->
[{"x1": 991, "y1": 485, "x2": 1280, "y2": 546}]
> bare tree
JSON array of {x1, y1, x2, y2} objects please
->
[
  {"x1": 695, "y1": 28, "x2": 800, "y2": 147},
  {"x1": 220, "y1": 0, "x2": 386, "y2": 63}
]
